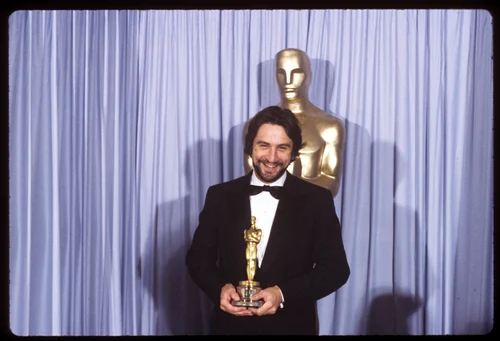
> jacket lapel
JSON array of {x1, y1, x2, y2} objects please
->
[
  {"x1": 258, "y1": 174, "x2": 304, "y2": 277},
  {"x1": 225, "y1": 172, "x2": 253, "y2": 249}
]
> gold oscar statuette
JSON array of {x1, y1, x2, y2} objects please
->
[{"x1": 231, "y1": 216, "x2": 264, "y2": 308}]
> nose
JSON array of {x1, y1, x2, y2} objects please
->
[{"x1": 266, "y1": 148, "x2": 279, "y2": 162}]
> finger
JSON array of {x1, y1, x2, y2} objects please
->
[
  {"x1": 233, "y1": 308, "x2": 253, "y2": 316},
  {"x1": 248, "y1": 307, "x2": 262, "y2": 315},
  {"x1": 224, "y1": 304, "x2": 253, "y2": 316},
  {"x1": 220, "y1": 298, "x2": 236, "y2": 311},
  {"x1": 250, "y1": 292, "x2": 264, "y2": 301},
  {"x1": 249, "y1": 301, "x2": 276, "y2": 316},
  {"x1": 221, "y1": 298, "x2": 247, "y2": 311},
  {"x1": 252, "y1": 290, "x2": 278, "y2": 307},
  {"x1": 230, "y1": 291, "x2": 241, "y2": 301}
]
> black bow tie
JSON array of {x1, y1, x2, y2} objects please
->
[{"x1": 249, "y1": 185, "x2": 282, "y2": 199}]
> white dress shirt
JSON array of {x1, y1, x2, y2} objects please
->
[{"x1": 249, "y1": 171, "x2": 286, "y2": 268}]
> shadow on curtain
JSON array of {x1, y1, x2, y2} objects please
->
[
  {"x1": 359, "y1": 142, "x2": 428, "y2": 334},
  {"x1": 139, "y1": 139, "x2": 221, "y2": 335}
]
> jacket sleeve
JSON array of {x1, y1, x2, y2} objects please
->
[
  {"x1": 278, "y1": 188, "x2": 350, "y2": 303},
  {"x1": 185, "y1": 186, "x2": 228, "y2": 305}
]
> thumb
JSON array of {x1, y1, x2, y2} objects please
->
[
  {"x1": 250, "y1": 290, "x2": 265, "y2": 301},
  {"x1": 231, "y1": 290, "x2": 241, "y2": 301}
]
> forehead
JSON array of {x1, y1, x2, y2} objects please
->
[
  {"x1": 276, "y1": 51, "x2": 307, "y2": 69},
  {"x1": 254, "y1": 123, "x2": 292, "y2": 144}
]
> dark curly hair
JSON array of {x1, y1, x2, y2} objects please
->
[{"x1": 244, "y1": 106, "x2": 305, "y2": 161}]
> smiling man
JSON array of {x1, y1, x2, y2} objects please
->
[{"x1": 186, "y1": 106, "x2": 350, "y2": 335}]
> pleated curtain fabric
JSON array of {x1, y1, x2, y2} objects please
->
[{"x1": 8, "y1": 9, "x2": 493, "y2": 336}]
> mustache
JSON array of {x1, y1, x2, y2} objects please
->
[
  {"x1": 257, "y1": 160, "x2": 283, "y2": 166},
  {"x1": 258, "y1": 161, "x2": 283, "y2": 167}
]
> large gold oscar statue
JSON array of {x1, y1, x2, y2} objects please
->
[{"x1": 244, "y1": 48, "x2": 345, "y2": 197}]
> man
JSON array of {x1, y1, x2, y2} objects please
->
[
  {"x1": 244, "y1": 48, "x2": 345, "y2": 197},
  {"x1": 186, "y1": 106, "x2": 350, "y2": 335}
]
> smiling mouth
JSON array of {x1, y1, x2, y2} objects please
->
[{"x1": 261, "y1": 162, "x2": 280, "y2": 171}]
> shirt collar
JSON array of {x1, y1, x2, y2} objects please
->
[{"x1": 250, "y1": 170, "x2": 287, "y2": 187}]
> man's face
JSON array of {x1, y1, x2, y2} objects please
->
[
  {"x1": 251, "y1": 123, "x2": 293, "y2": 184},
  {"x1": 275, "y1": 51, "x2": 311, "y2": 101}
]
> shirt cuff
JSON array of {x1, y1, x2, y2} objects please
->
[{"x1": 277, "y1": 286, "x2": 285, "y2": 309}]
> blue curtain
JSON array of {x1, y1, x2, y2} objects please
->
[{"x1": 9, "y1": 9, "x2": 493, "y2": 335}]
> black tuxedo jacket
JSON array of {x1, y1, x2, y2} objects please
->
[{"x1": 186, "y1": 171, "x2": 350, "y2": 335}]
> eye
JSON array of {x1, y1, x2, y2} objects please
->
[{"x1": 276, "y1": 70, "x2": 286, "y2": 82}]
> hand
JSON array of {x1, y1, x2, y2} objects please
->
[
  {"x1": 248, "y1": 285, "x2": 282, "y2": 316},
  {"x1": 219, "y1": 283, "x2": 253, "y2": 316}
]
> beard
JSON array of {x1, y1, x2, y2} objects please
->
[{"x1": 252, "y1": 159, "x2": 288, "y2": 183}]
